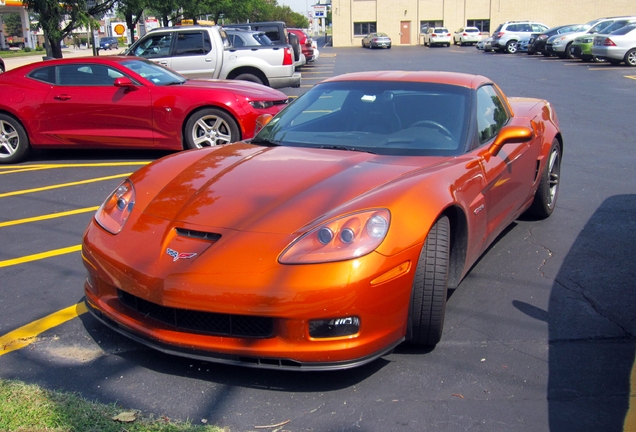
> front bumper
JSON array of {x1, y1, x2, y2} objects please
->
[{"x1": 82, "y1": 216, "x2": 419, "y2": 370}]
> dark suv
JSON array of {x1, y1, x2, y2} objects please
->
[{"x1": 99, "y1": 37, "x2": 120, "y2": 50}]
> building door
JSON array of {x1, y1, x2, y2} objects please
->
[{"x1": 401, "y1": 21, "x2": 411, "y2": 44}]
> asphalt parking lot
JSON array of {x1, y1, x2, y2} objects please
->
[{"x1": 1, "y1": 43, "x2": 636, "y2": 431}]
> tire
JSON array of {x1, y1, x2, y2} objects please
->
[
  {"x1": 0, "y1": 114, "x2": 30, "y2": 164},
  {"x1": 625, "y1": 48, "x2": 636, "y2": 67},
  {"x1": 407, "y1": 216, "x2": 450, "y2": 346},
  {"x1": 288, "y1": 32, "x2": 301, "y2": 62},
  {"x1": 527, "y1": 139, "x2": 561, "y2": 219},
  {"x1": 184, "y1": 108, "x2": 240, "y2": 150},
  {"x1": 559, "y1": 42, "x2": 574, "y2": 59},
  {"x1": 234, "y1": 73, "x2": 264, "y2": 86},
  {"x1": 505, "y1": 40, "x2": 518, "y2": 54}
]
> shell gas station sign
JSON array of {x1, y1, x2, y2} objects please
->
[{"x1": 0, "y1": 0, "x2": 25, "y2": 6}]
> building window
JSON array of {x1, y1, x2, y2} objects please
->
[
  {"x1": 420, "y1": 20, "x2": 443, "y2": 33},
  {"x1": 354, "y1": 22, "x2": 377, "y2": 36},
  {"x1": 467, "y1": 20, "x2": 490, "y2": 33}
]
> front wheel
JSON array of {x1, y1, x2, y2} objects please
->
[
  {"x1": 407, "y1": 216, "x2": 450, "y2": 346},
  {"x1": 527, "y1": 139, "x2": 561, "y2": 219},
  {"x1": 0, "y1": 114, "x2": 30, "y2": 164},
  {"x1": 184, "y1": 108, "x2": 240, "y2": 150}
]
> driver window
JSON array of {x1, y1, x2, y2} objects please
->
[
  {"x1": 133, "y1": 33, "x2": 173, "y2": 58},
  {"x1": 477, "y1": 85, "x2": 509, "y2": 144}
]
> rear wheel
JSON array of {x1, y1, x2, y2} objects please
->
[
  {"x1": 505, "y1": 40, "x2": 518, "y2": 54},
  {"x1": 527, "y1": 139, "x2": 561, "y2": 219},
  {"x1": 0, "y1": 114, "x2": 30, "y2": 164},
  {"x1": 234, "y1": 73, "x2": 264, "y2": 86},
  {"x1": 625, "y1": 49, "x2": 636, "y2": 67},
  {"x1": 184, "y1": 108, "x2": 240, "y2": 150},
  {"x1": 407, "y1": 216, "x2": 450, "y2": 346}
]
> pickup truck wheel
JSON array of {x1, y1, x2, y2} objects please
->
[
  {"x1": 184, "y1": 108, "x2": 240, "y2": 149},
  {"x1": 234, "y1": 73, "x2": 264, "y2": 86},
  {"x1": 0, "y1": 114, "x2": 30, "y2": 164}
]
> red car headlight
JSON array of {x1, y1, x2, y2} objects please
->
[
  {"x1": 279, "y1": 209, "x2": 390, "y2": 264},
  {"x1": 94, "y1": 179, "x2": 135, "y2": 234}
]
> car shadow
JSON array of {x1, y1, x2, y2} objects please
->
[
  {"x1": 515, "y1": 194, "x2": 636, "y2": 431},
  {"x1": 27, "y1": 148, "x2": 175, "y2": 163}
]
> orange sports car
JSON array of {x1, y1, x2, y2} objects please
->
[{"x1": 82, "y1": 71, "x2": 562, "y2": 370}]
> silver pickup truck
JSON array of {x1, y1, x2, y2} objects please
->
[{"x1": 125, "y1": 25, "x2": 300, "y2": 89}]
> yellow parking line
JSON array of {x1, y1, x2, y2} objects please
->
[
  {"x1": 0, "y1": 173, "x2": 130, "y2": 198},
  {"x1": 0, "y1": 303, "x2": 87, "y2": 356},
  {"x1": 626, "y1": 75, "x2": 636, "y2": 80},
  {"x1": 0, "y1": 245, "x2": 82, "y2": 268},
  {"x1": 0, "y1": 162, "x2": 149, "y2": 175},
  {"x1": 0, "y1": 207, "x2": 99, "y2": 228}
]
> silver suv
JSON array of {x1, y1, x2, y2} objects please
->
[{"x1": 491, "y1": 21, "x2": 549, "y2": 53}]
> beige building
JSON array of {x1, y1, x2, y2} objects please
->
[{"x1": 331, "y1": 0, "x2": 636, "y2": 47}]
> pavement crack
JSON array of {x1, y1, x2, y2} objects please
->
[{"x1": 523, "y1": 226, "x2": 553, "y2": 278}]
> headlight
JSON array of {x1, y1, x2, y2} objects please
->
[
  {"x1": 94, "y1": 179, "x2": 135, "y2": 234},
  {"x1": 279, "y1": 209, "x2": 390, "y2": 264},
  {"x1": 249, "y1": 101, "x2": 274, "y2": 109},
  {"x1": 581, "y1": 37, "x2": 593, "y2": 44}
]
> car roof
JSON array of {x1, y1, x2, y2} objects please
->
[{"x1": 322, "y1": 71, "x2": 490, "y2": 89}]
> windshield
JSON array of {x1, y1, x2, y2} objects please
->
[
  {"x1": 255, "y1": 81, "x2": 471, "y2": 156},
  {"x1": 120, "y1": 59, "x2": 186, "y2": 85}
]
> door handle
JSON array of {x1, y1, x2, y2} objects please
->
[{"x1": 54, "y1": 94, "x2": 72, "y2": 101}]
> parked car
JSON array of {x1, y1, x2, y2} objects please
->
[
  {"x1": 126, "y1": 25, "x2": 300, "y2": 89},
  {"x1": 0, "y1": 58, "x2": 4, "y2": 73},
  {"x1": 453, "y1": 27, "x2": 483, "y2": 46},
  {"x1": 423, "y1": 27, "x2": 452, "y2": 47},
  {"x1": 98, "y1": 36, "x2": 120, "y2": 51},
  {"x1": 361, "y1": 32, "x2": 392, "y2": 49},
  {"x1": 572, "y1": 19, "x2": 636, "y2": 62},
  {"x1": 491, "y1": 21, "x2": 549, "y2": 53},
  {"x1": 224, "y1": 28, "x2": 274, "y2": 47},
  {"x1": 592, "y1": 24, "x2": 636, "y2": 66},
  {"x1": 528, "y1": 24, "x2": 585, "y2": 56},
  {"x1": 229, "y1": 21, "x2": 304, "y2": 69},
  {"x1": 0, "y1": 56, "x2": 289, "y2": 164},
  {"x1": 311, "y1": 39, "x2": 320, "y2": 61},
  {"x1": 82, "y1": 70, "x2": 562, "y2": 370},
  {"x1": 517, "y1": 37, "x2": 531, "y2": 53},
  {"x1": 288, "y1": 28, "x2": 315, "y2": 62},
  {"x1": 545, "y1": 16, "x2": 636, "y2": 59},
  {"x1": 476, "y1": 36, "x2": 493, "y2": 52}
]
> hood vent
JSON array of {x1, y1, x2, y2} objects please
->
[{"x1": 176, "y1": 228, "x2": 221, "y2": 242}]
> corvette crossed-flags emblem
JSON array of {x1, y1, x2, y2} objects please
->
[{"x1": 166, "y1": 248, "x2": 197, "y2": 262}]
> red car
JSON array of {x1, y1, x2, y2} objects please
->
[
  {"x1": 288, "y1": 28, "x2": 315, "y2": 62},
  {"x1": 82, "y1": 71, "x2": 562, "y2": 370},
  {"x1": 0, "y1": 56, "x2": 289, "y2": 164}
]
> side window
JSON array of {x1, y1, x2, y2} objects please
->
[
  {"x1": 231, "y1": 34, "x2": 245, "y2": 47},
  {"x1": 174, "y1": 31, "x2": 210, "y2": 56},
  {"x1": 56, "y1": 64, "x2": 124, "y2": 86},
  {"x1": 477, "y1": 85, "x2": 509, "y2": 144},
  {"x1": 28, "y1": 65, "x2": 56, "y2": 84},
  {"x1": 132, "y1": 33, "x2": 173, "y2": 58},
  {"x1": 532, "y1": 24, "x2": 547, "y2": 32}
]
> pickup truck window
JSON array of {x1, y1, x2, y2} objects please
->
[
  {"x1": 131, "y1": 33, "x2": 173, "y2": 58},
  {"x1": 175, "y1": 31, "x2": 212, "y2": 56}
]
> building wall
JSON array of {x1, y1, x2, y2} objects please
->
[{"x1": 332, "y1": 0, "x2": 636, "y2": 47}]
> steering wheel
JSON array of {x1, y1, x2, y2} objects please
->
[{"x1": 410, "y1": 120, "x2": 453, "y2": 139}]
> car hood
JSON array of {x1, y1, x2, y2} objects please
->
[
  {"x1": 141, "y1": 144, "x2": 447, "y2": 234},
  {"x1": 183, "y1": 78, "x2": 287, "y2": 98}
]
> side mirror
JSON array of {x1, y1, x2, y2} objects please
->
[
  {"x1": 114, "y1": 77, "x2": 136, "y2": 89},
  {"x1": 487, "y1": 125, "x2": 533, "y2": 157},
  {"x1": 254, "y1": 114, "x2": 274, "y2": 135}
]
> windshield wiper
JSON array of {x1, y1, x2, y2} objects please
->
[
  {"x1": 319, "y1": 145, "x2": 377, "y2": 154},
  {"x1": 251, "y1": 137, "x2": 281, "y2": 147}
]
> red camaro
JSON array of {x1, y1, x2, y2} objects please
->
[
  {"x1": 82, "y1": 71, "x2": 562, "y2": 370},
  {"x1": 0, "y1": 56, "x2": 289, "y2": 164}
]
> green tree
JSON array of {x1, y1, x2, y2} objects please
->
[
  {"x1": 23, "y1": 0, "x2": 116, "y2": 58},
  {"x1": 116, "y1": 0, "x2": 145, "y2": 45},
  {"x1": 4, "y1": 13, "x2": 23, "y2": 36}
]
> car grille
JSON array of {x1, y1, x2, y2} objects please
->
[{"x1": 117, "y1": 289, "x2": 274, "y2": 338}]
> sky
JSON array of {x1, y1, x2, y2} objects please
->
[{"x1": 280, "y1": 0, "x2": 312, "y2": 16}]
